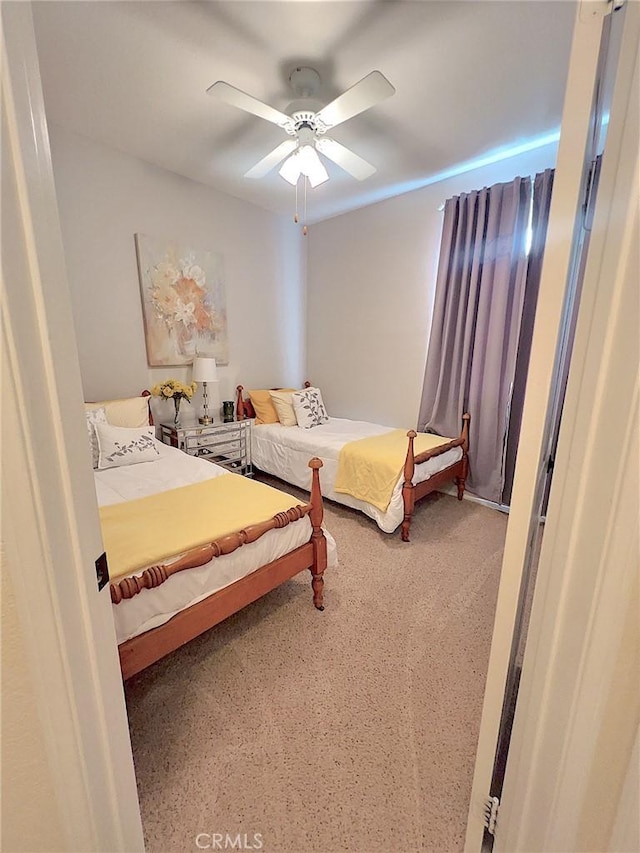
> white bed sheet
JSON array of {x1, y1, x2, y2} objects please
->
[
  {"x1": 251, "y1": 417, "x2": 463, "y2": 534},
  {"x1": 97, "y1": 442, "x2": 337, "y2": 643}
]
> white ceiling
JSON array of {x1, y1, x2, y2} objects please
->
[{"x1": 33, "y1": 1, "x2": 576, "y2": 223}]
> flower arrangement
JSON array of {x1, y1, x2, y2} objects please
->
[
  {"x1": 148, "y1": 253, "x2": 223, "y2": 358},
  {"x1": 150, "y1": 379, "x2": 197, "y2": 424},
  {"x1": 150, "y1": 379, "x2": 197, "y2": 401}
]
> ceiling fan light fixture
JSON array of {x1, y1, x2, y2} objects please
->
[
  {"x1": 297, "y1": 145, "x2": 329, "y2": 187},
  {"x1": 279, "y1": 152, "x2": 302, "y2": 185},
  {"x1": 278, "y1": 146, "x2": 328, "y2": 188}
]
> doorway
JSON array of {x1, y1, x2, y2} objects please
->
[
  {"x1": 485, "y1": 11, "x2": 626, "y2": 844},
  {"x1": 466, "y1": 1, "x2": 638, "y2": 849}
]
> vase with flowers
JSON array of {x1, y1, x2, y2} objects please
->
[{"x1": 150, "y1": 379, "x2": 197, "y2": 425}]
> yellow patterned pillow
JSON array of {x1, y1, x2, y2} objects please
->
[{"x1": 248, "y1": 389, "x2": 295, "y2": 425}]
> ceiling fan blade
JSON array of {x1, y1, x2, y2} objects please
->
[
  {"x1": 315, "y1": 138, "x2": 377, "y2": 180},
  {"x1": 244, "y1": 140, "x2": 298, "y2": 179},
  {"x1": 207, "y1": 81, "x2": 294, "y2": 131},
  {"x1": 315, "y1": 71, "x2": 395, "y2": 130}
]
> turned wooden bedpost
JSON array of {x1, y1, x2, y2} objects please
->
[
  {"x1": 308, "y1": 457, "x2": 326, "y2": 610},
  {"x1": 456, "y1": 413, "x2": 471, "y2": 500},
  {"x1": 304, "y1": 380, "x2": 311, "y2": 388},
  {"x1": 460, "y1": 412, "x2": 470, "y2": 452},
  {"x1": 141, "y1": 389, "x2": 154, "y2": 425},
  {"x1": 236, "y1": 385, "x2": 245, "y2": 420},
  {"x1": 401, "y1": 430, "x2": 417, "y2": 542}
]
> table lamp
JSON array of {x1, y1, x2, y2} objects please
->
[{"x1": 192, "y1": 356, "x2": 218, "y2": 424}]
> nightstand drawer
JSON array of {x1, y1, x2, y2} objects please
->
[
  {"x1": 193, "y1": 443, "x2": 243, "y2": 461},
  {"x1": 158, "y1": 420, "x2": 252, "y2": 477},
  {"x1": 185, "y1": 433, "x2": 243, "y2": 452}
]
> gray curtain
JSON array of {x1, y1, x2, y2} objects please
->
[
  {"x1": 418, "y1": 177, "x2": 532, "y2": 503},
  {"x1": 502, "y1": 168, "x2": 555, "y2": 505}
]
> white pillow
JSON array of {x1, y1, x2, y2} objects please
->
[
  {"x1": 86, "y1": 407, "x2": 107, "y2": 469},
  {"x1": 85, "y1": 396, "x2": 149, "y2": 428},
  {"x1": 95, "y1": 424, "x2": 159, "y2": 470},
  {"x1": 291, "y1": 387, "x2": 329, "y2": 429},
  {"x1": 269, "y1": 390, "x2": 298, "y2": 426}
]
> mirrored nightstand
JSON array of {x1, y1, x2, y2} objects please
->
[{"x1": 158, "y1": 420, "x2": 253, "y2": 477}]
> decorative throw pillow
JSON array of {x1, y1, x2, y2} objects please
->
[
  {"x1": 248, "y1": 389, "x2": 296, "y2": 425},
  {"x1": 291, "y1": 387, "x2": 329, "y2": 429},
  {"x1": 269, "y1": 390, "x2": 298, "y2": 427},
  {"x1": 247, "y1": 390, "x2": 279, "y2": 425},
  {"x1": 95, "y1": 424, "x2": 159, "y2": 470},
  {"x1": 85, "y1": 407, "x2": 107, "y2": 469}
]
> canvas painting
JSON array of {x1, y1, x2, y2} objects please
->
[{"x1": 135, "y1": 234, "x2": 228, "y2": 366}]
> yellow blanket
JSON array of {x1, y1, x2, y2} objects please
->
[
  {"x1": 100, "y1": 475, "x2": 306, "y2": 582},
  {"x1": 334, "y1": 429, "x2": 454, "y2": 512}
]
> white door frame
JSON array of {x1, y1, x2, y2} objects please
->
[
  {"x1": 466, "y1": 1, "x2": 639, "y2": 849},
  {"x1": 2, "y1": 4, "x2": 144, "y2": 849},
  {"x1": 465, "y1": 2, "x2": 610, "y2": 845},
  {"x1": 497, "y1": 4, "x2": 639, "y2": 847}
]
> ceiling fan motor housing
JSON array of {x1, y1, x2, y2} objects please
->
[{"x1": 289, "y1": 111, "x2": 328, "y2": 138}]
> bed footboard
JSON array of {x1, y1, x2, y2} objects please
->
[
  {"x1": 110, "y1": 502, "x2": 311, "y2": 604},
  {"x1": 116, "y1": 459, "x2": 327, "y2": 679},
  {"x1": 401, "y1": 413, "x2": 470, "y2": 541}
]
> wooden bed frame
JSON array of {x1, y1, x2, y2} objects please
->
[
  {"x1": 235, "y1": 383, "x2": 470, "y2": 542},
  {"x1": 107, "y1": 392, "x2": 327, "y2": 680}
]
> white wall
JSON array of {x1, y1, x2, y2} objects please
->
[
  {"x1": 306, "y1": 142, "x2": 559, "y2": 427},
  {"x1": 50, "y1": 125, "x2": 305, "y2": 420}
]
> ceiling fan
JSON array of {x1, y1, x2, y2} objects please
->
[{"x1": 207, "y1": 67, "x2": 395, "y2": 188}]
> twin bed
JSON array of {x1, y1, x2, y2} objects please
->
[
  {"x1": 87, "y1": 395, "x2": 335, "y2": 680},
  {"x1": 236, "y1": 383, "x2": 470, "y2": 542}
]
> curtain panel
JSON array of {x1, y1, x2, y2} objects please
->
[
  {"x1": 418, "y1": 177, "x2": 532, "y2": 503},
  {"x1": 502, "y1": 168, "x2": 555, "y2": 505}
]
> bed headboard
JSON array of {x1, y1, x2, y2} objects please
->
[{"x1": 235, "y1": 382, "x2": 311, "y2": 420}]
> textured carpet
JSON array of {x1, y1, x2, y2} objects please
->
[{"x1": 124, "y1": 479, "x2": 506, "y2": 853}]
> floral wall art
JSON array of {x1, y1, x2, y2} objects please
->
[{"x1": 135, "y1": 234, "x2": 228, "y2": 366}]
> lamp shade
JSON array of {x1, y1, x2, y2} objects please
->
[
  {"x1": 279, "y1": 151, "x2": 302, "y2": 186},
  {"x1": 192, "y1": 356, "x2": 218, "y2": 383}
]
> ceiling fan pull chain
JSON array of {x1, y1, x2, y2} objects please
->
[
  {"x1": 294, "y1": 179, "x2": 299, "y2": 224},
  {"x1": 303, "y1": 177, "x2": 308, "y2": 236}
]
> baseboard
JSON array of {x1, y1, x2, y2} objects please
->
[{"x1": 439, "y1": 484, "x2": 510, "y2": 514}]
